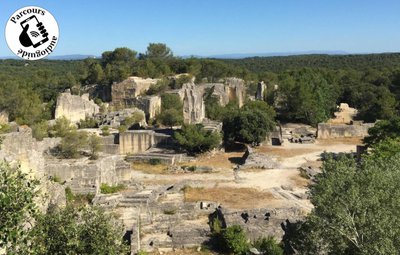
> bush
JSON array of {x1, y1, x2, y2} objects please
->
[
  {"x1": 49, "y1": 117, "x2": 75, "y2": 138},
  {"x1": 221, "y1": 225, "x2": 249, "y2": 255},
  {"x1": 174, "y1": 124, "x2": 221, "y2": 155},
  {"x1": 149, "y1": 158, "x2": 161, "y2": 165},
  {"x1": 253, "y1": 236, "x2": 284, "y2": 255},
  {"x1": 158, "y1": 108, "x2": 183, "y2": 127},
  {"x1": 78, "y1": 116, "x2": 98, "y2": 129},
  {"x1": 88, "y1": 134, "x2": 102, "y2": 160},
  {"x1": 100, "y1": 183, "x2": 126, "y2": 194},
  {"x1": 32, "y1": 120, "x2": 49, "y2": 141},
  {"x1": 101, "y1": 126, "x2": 111, "y2": 136},
  {"x1": 58, "y1": 131, "x2": 88, "y2": 159},
  {"x1": 122, "y1": 112, "x2": 144, "y2": 128}
]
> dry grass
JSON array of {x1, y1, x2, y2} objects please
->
[
  {"x1": 131, "y1": 162, "x2": 167, "y2": 174},
  {"x1": 179, "y1": 152, "x2": 244, "y2": 170},
  {"x1": 256, "y1": 145, "x2": 320, "y2": 158},
  {"x1": 290, "y1": 174, "x2": 311, "y2": 188},
  {"x1": 184, "y1": 186, "x2": 277, "y2": 209},
  {"x1": 316, "y1": 137, "x2": 363, "y2": 145}
]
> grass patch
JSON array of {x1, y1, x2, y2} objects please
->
[
  {"x1": 184, "y1": 186, "x2": 276, "y2": 209},
  {"x1": 65, "y1": 187, "x2": 94, "y2": 206},
  {"x1": 163, "y1": 208, "x2": 177, "y2": 215},
  {"x1": 149, "y1": 158, "x2": 162, "y2": 165},
  {"x1": 100, "y1": 183, "x2": 126, "y2": 194},
  {"x1": 131, "y1": 162, "x2": 167, "y2": 174}
]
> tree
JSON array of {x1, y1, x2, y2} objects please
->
[
  {"x1": 287, "y1": 154, "x2": 400, "y2": 254},
  {"x1": 253, "y1": 236, "x2": 284, "y2": 255},
  {"x1": 144, "y1": 43, "x2": 173, "y2": 59},
  {"x1": 86, "y1": 62, "x2": 105, "y2": 84},
  {"x1": 0, "y1": 162, "x2": 39, "y2": 254},
  {"x1": 174, "y1": 124, "x2": 221, "y2": 155},
  {"x1": 32, "y1": 120, "x2": 49, "y2": 141},
  {"x1": 48, "y1": 117, "x2": 75, "y2": 138},
  {"x1": 223, "y1": 101, "x2": 276, "y2": 146},
  {"x1": 161, "y1": 93, "x2": 183, "y2": 111},
  {"x1": 158, "y1": 108, "x2": 183, "y2": 127},
  {"x1": 58, "y1": 131, "x2": 88, "y2": 158},
  {"x1": 31, "y1": 206, "x2": 129, "y2": 255},
  {"x1": 363, "y1": 117, "x2": 400, "y2": 147},
  {"x1": 222, "y1": 225, "x2": 249, "y2": 255},
  {"x1": 88, "y1": 134, "x2": 102, "y2": 160}
]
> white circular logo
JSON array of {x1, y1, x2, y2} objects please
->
[{"x1": 5, "y1": 6, "x2": 59, "y2": 60}]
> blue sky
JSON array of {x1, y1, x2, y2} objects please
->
[{"x1": 1, "y1": 0, "x2": 400, "y2": 56}]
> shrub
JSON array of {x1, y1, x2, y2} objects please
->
[
  {"x1": 149, "y1": 158, "x2": 162, "y2": 165},
  {"x1": 253, "y1": 236, "x2": 284, "y2": 255},
  {"x1": 221, "y1": 225, "x2": 249, "y2": 255},
  {"x1": 158, "y1": 108, "x2": 183, "y2": 127},
  {"x1": 32, "y1": 120, "x2": 49, "y2": 141},
  {"x1": 88, "y1": 134, "x2": 102, "y2": 160},
  {"x1": 78, "y1": 116, "x2": 98, "y2": 129},
  {"x1": 58, "y1": 131, "x2": 88, "y2": 159},
  {"x1": 101, "y1": 126, "x2": 111, "y2": 136},
  {"x1": 100, "y1": 183, "x2": 126, "y2": 194},
  {"x1": 49, "y1": 116, "x2": 75, "y2": 138}
]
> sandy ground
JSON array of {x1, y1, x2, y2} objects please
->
[{"x1": 131, "y1": 138, "x2": 360, "y2": 211}]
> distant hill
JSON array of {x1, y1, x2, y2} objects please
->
[
  {"x1": 207, "y1": 50, "x2": 349, "y2": 59},
  {"x1": 47, "y1": 54, "x2": 98, "y2": 60}
]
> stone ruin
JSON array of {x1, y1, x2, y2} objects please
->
[
  {"x1": 111, "y1": 76, "x2": 160, "y2": 109},
  {"x1": 55, "y1": 91, "x2": 99, "y2": 123},
  {"x1": 97, "y1": 108, "x2": 147, "y2": 128},
  {"x1": 107, "y1": 76, "x2": 246, "y2": 124},
  {"x1": 318, "y1": 103, "x2": 375, "y2": 139}
]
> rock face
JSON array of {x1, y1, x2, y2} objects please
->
[
  {"x1": 45, "y1": 155, "x2": 132, "y2": 194},
  {"x1": 210, "y1": 206, "x2": 305, "y2": 241},
  {"x1": 0, "y1": 111, "x2": 8, "y2": 124},
  {"x1": 55, "y1": 91, "x2": 99, "y2": 123},
  {"x1": 328, "y1": 103, "x2": 357, "y2": 124},
  {"x1": 111, "y1": 76, "x2": 160, "y2": 109},
  {"x1": 255, "y1": 81, "x2": 266, "y2": 100},
  {"x1": 0, "y1": 126, "x2": 61, "y2": 178},
  {"x1": 132, "y1": 96, "x2": 161, "y2": 119},
  {"x1": 98, "y1": 108, "x2": 147, "y2": 128},
  {"x1": 201, "y1": 77, "x2": 246, "y2": 108},
  {"x1": 181, "y1": 82, "x2": 206, "y2": 124}
]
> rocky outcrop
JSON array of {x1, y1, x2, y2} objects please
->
[
  {"x1": 182, "y1": 82, "x2": 206, "y2": 124},
  {"x1": 241, "y1": 146, "x2": 281, "y2": 170},
  {"x1": 55, "y1": 91, "x2": 99, "y2": 123},
  {"x1": 98, "y1": 108, "x2": 147, "y2": 128},
  {"x1": 111, "y1": 76, "x2": 160, "y2": 109}
]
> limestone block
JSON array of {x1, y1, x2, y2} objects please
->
[{"x1": 55, "y1": 91, "x2": 99, "y2": 123}]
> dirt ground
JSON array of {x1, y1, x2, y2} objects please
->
[{"x1": 131, "y1": 137, "x2": 361, "y2": 211}]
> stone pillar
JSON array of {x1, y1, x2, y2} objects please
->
[{"x1": 255, "y1": 81, "x2": 266, "y2": 100}]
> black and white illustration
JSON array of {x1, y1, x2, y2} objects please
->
[{"x1": 5, "y1": 6, "x2": 59, "y2": 60}]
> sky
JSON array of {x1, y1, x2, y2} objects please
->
[{"x1": 1, "y1": 0, "x2": 400, "y2": 57}]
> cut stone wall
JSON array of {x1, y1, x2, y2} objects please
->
[
  {"x1": 317, "y1": 123, "x2": 374, "y2": 139},
  {"x1": 119, "y1": 130, "x2": 171, "y2": 154},
  {"x1": 55, "y1": 91, "x2": 99, "y2": 123}
]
